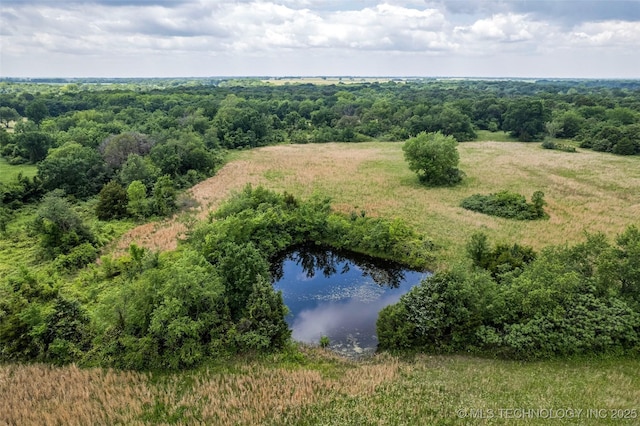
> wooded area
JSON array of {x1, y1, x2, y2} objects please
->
[{"x1": 1, "y1": 78, "x2": 639, "y2": 368}]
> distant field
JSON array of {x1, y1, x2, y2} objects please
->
[
  {"x1": 0, "y1": 157, "x2": 37, "y2": 184},
  {"x1": 117, "y1": 140, "x2": 640, "y2": 267},
  {"x1": 262, "y1": 76, "x2": 405, "y2": 85}
]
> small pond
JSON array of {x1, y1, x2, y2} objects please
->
[{"x1": 271, "y1": 245, "x2": 428, "y2": 357}]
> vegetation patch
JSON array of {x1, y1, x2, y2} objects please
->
[
  {"x1": 541, "y1": 138, "x2": 577, "y2": 152},
  {"x1": 0, "y1": 186, "x2": 434, "y2": 369},
  {"x1": 378, "y1": 228, "x2": 640, "y2": 359},
  {"x1": 403, "y1": 131, "x2": 464, "y2": 186},
  {"x1": 460, "y1": 190, "x2": 547, "y2": 220}
]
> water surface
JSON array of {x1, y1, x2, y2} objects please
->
[{"x1": 271, "y1": 245, "x2": 427, "y2": 356}]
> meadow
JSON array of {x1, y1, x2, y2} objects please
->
[
  {"x1": 0, "y1": 157, "x2": 37, "y2": 183},
  {"x1": 118, "y1": 140, "x2": 640, "y2": 268},
  {"x1": 2, "y1": 139, "x2": 639, "y2": 424}
]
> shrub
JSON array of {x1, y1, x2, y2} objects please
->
[
  {"x1": 460, "y1": 190, "x2": 548, "y2": 220},
  {"x1": 378, "y1": 229, "x2": 640, "y2": 359},
  {"x1": 402, "y1": 131, "x2": 464, "y2": 186},
  {"x1": 541, "y1": 138, "x2": 576, "y2": 153}
]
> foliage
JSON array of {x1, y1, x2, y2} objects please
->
[
  {"x1": 37, "y1": 142, "x2": 107, "y2": 198},
  {"x1": 460, "y1": 190, "x2": 547, "y2": 220},
  {"x1": 378, "y1": 228, "x2": 640, "y2": 359},
  {"x1": 502, "y1": 98, "x2": 550, "y2": 141},
  {"x1": 126, "y1": 180, "x2": 148, "y2": 219},
  {"x1": 95, "y1": 180, "x2": 128, "y2": 220},
  {"x1": 117, "y1": 153, "x2": 160, "y2": 188},
  {"x1": 12, "y1": 131, "x2": 54, "y2": 163},
  {"x1": 150, "y1": 175, "x2": 177, "y2": 216},
  {"x1": 466, "y1": 232, "x2": 536, "y2": 280},
  {"x1": 32, "y1": 190, "x2": 94, "y2": 257},
  {"x1": 99, "y1": 131, "x2": 154, "y2": 169},
  {"x1": 319, "y1": 335, "x2": 330, "y2": 348},
  {"x1": 541, "y1": 138, "x2": 577, "y2": 152},
  {"x1": 0, "y1": 106, "x2": 20, "y2": 128},
  {"x1": 402, "y1": 131, "x2": 464, "y2": 186},
  {"x1": 233, "y1": 275, "x2": 291, "y2": 351},
  {"x1": 94, "y1": 250, "x2": 229, "y2": 370},
  {"x1": 25, "y1": 100, "x2": 49, "y2": 126}
]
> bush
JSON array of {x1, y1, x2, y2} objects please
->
[
  {"x1": 461, "y1": 190, "x2": 548, "y2": 220},
  {"x1": 378, "y1": 229, "x2": 640, "y2": 359},
  {"x1": 466, "y1": 232, "x2": 536, "y2": 280},
  {"x1": 541, "y1": 138, "x2": 576, "y2": 153},
  {"x1": 402, "y1": 131, "x2": 464, "y2": 186}
]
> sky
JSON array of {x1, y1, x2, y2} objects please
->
[{"x1": 1, "y1": 0, "x2": 639, "y2": 78}]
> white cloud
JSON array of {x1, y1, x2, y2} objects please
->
[
  {"x1": 453, "y1": 13, "x2": 554, "y2": 54},
  {"x1": 568, "y1": 20, "x2": 640, "y2": 47},
  {"x1": 0, "y1": 1, "x2": 639, "y2": 77}
]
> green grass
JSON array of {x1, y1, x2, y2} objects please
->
[{"x1": 0, "y1": 157, "x2": 37, "y2": 183}]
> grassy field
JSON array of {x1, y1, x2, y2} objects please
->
[
  {"x1": 261, "y1": 76, "x2": 406, "y2": 85},
  {"x1": 117, "y1": 140, "x2": 640, "y2": 268},
  {"x1": 4, "y1": 140, "x2": 640, "y2": 425},
  {"x1": 2, "y1": 349, "x2": 638, "y2": 425},
  {"x1": 0, "y1": 157, "x2": 37, "y2": 183}
]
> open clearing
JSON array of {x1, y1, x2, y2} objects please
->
[
  {"x1": 116, "y1": 141, "x2": 640, "y2": 267},
  {"x1": 0, "y1": 157, "x2": 37, "y2": 184}
]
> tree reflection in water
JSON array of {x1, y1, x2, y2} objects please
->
[{"x1": 270, "y1": 244, "x2": 427, "y2": 356}]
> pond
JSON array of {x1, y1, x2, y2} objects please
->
[{"x1": 271, "y1": 245, "x2": 428, "y2": 357}]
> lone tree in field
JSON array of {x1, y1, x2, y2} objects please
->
[{"x1": 403, "y1": 131, "x2": 464, "y2": 186}]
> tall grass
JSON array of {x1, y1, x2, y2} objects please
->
[
  {"x1": 112, "y1": 141, "x2": 640, "y2": 267},
  {"x1": 126, "y1": 141, "x2": 638, "y2": 267},
  {"x1": 1, "y1": 351, "x2": 637, "y2": 425}
]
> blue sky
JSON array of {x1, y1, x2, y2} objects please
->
[{"x1": 1, "y1": 0, "x2": 639, "y2": 78}]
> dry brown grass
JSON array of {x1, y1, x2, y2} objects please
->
[
  {"x1": 0, "y1": 363, "x2": 154, "y2": 425},
  {"x1": 3, "y1": 352, "x2": 637, "y2": 425},
  {"x1": 113, "y1": 141, "x2": 640, "y2": 266},
  {"x1": 0, "y1": 352, "x2": 399, "y2": 426}
]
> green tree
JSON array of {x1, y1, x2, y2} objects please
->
[
  {"x1": 118, "y1": 153, "x2": 160, "y2": 188},
  {"x1": 433, "y1": 105, "x2": 476, "y2": 141},
  {"x1": 37, "y1": 142, "x2": 107, "y2": 198},
  {"x1": 0, "y1": 107, "x2": 20, "y2": 128},
  {"x1": 13, "y1": 131, "x2": 54, "y2": 163},
  {"x1": 151, "y1": 175, "x2": 176, "y2": 216},
  {"x1": 502, "y1": 99, "x2": 550, "y2": 141},
  {"x1": 32, "y1": 190, "x2": 94, "y2": 257},
  {"x1": 96, "y1": 181, "x2": 128, "y2": 220},
  {"x1": 235, "y1": 275, "x2": 290, "y2": 351},
  {"x1": 402, "y1": 131, "x2": 464, "y2": 186},
  {"x1": 25, "y1": 100, "x2": 49, "y2": 126},
  {"x1": 99, "y1": 132, "x2": 154, "y2": 169},
  {"x1": 127, "y1": 180, "x2": 148, "y2": 219}
]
